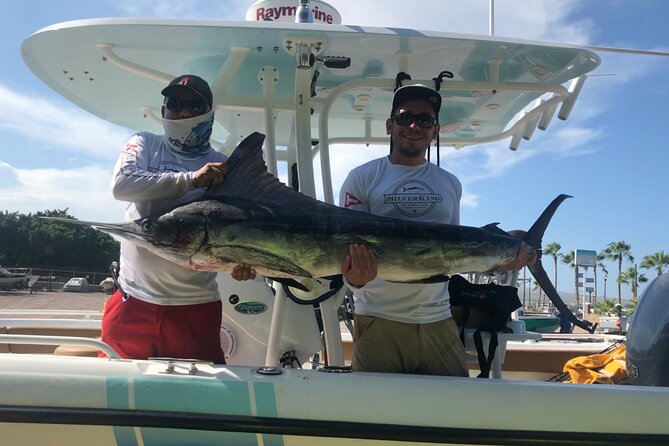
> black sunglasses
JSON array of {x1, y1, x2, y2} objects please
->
[
  {"x1": 164, "y1": 97, "x2": 210, "y2": 114},
  {"x1": 393, "y1": 111, "x2": 438, "y2": 129}
]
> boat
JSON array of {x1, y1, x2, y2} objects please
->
[
  {"x1": 3, "y1": 1, "x2": 669, "y2": 444},
  {"x1": 518, "y1": 314, "x2": 560, "y2": 333}
]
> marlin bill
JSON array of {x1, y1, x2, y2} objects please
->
[{"x1": 45, "y1": 132, "x2": 594, "y2": 332}]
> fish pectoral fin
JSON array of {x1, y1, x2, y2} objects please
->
[
  {"x1": 211, "y1": 246, "x2": 313, "y2": 278},
  {"x1": 390, "y1": 274, "x2": 451, "y2": 284}
]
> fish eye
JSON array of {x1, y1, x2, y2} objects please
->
[{"x1": 139, "y1": 219, "x2": 157, "y2": 233}]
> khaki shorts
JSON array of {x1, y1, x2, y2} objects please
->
[{"x1": 352, "y1": 315, "x2": 468, "y2": 376}]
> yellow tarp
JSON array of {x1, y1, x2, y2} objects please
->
[{"x1": 563, "y1": 344, "x2": 627, "y2": 384}]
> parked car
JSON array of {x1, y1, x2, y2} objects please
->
[
  {"x1": 62, "y1": 277, "x2": 89, "y2": 292},
  {"x1": 599, "y1": 316, "x2": 629, "y2": 334},
  {"x1": 0, "y1": 265, "x2": 30, "y2": 290}
]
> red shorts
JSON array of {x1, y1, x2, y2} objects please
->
[{"x1": 99, "y1": 290, "x2": 226, "y2": 363}]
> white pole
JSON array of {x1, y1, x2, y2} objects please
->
[
  {"x1": 265, "y1": 286, "x2": 287, "y2": 367},
  {"x1": 489, "y1": 0, "x2": 495, "y2": 36}
]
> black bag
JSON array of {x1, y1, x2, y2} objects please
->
[{"x1": 448, "y1": 274, "x2": 522, "y2": 378}]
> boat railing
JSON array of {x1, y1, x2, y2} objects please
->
[
  {"x1": 0, "y1": 318, "x2": 101, "y2": 329},
  {"x1": 538, "y1": 333, "x2": 625, "y2": 343},
  {"x1": 0, "y1": 310, "x2": 104, "y2": 356},
  {"x1": 0, "y1": 334, "x2": 119, "y2": 359},
  {"x1": 0, "y1": 309, "x2": 102, "y2": 319}
]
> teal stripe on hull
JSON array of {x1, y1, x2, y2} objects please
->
[
  {"x1": 107, "y1": 376, "x2": 139, "y2": 446},
  {"x1": 254, "y1": 381, "x2": 283, "y2": 446},
  {"x1": 106, "y1": 375, "x2": 282, "y2": 446}
]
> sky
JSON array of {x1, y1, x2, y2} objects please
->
[{"x1": 0, "y1": 0, "x2": 667, "y2": 301}]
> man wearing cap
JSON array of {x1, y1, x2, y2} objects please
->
[
  {"x1": 339, "y1": 84, "x2": 535, "y2": 376},
  {"x1": 102, "y1": 74, "x2": 255, "y2": 363}
]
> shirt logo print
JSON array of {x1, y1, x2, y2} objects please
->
[
  {"x1": 344, "y1": 192, "x2": 363, "y2": 207},
  {"x1": 383, "y1": 180, "x2": 442, "y2": 217}
]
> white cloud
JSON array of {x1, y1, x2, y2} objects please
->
[
  {"x1": 0, "y1": 84, "x2": 131, "y2": 162},
  {"x1": 113, "y1": 0, "x2": 247, "y2": 19},
  {"x1": 494, "y1": 0, "x2": 593, "y2": 43},
  {"x1": 444, "y1": 119, "x2": 603, "y2": 196},
  {"x1": 333, "y1": 0, "x2": 590, "y2": 44},
  {"x1": 0, "y1": 162, "x2": 20, "y2": 189},
  {"x1": 0, "y1": 84, "x2": 132, "y2": 222},
  {"x1": 333, "y1": 0, "x2": 485, "y2": 32},
  {"x1": 0, "y1": 165, "x2": 126, "y2": 222},
  {"x1": 548, "y1": 126, "x2": 603, "y2": 157},
  {"x1": 443, "y1": 141, "x2": 535, "y2": 207}
]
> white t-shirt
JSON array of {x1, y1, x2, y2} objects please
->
[
  {"x1": 339, "y1": 156, "x2": 461, "y2": 324},
  {"x1": 111, "y1": 132, "x2": 228, "y2": 305}
]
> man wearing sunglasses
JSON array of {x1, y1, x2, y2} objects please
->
[
  {"x1": 339, "y1": 85, "x2": 535, "y2": 376},
  {"x1": 104, "y1": 74, "x2": 255, "y2": 363}
]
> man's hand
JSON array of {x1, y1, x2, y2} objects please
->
[
  {"x1": 499, "y1": 241, "x2": 537, "y2": 271},
  {"x1": 231, "y1": 263, "x2": 256, "y2": 281},
  {"x1": 498, "y1": 230, "x2": 537, "y2": 271},
  {"x1": 193, "y1": 162, "x2": 228, "y2": 188},
  {"x1": 341, "y1": 243, "x2": 377, "y2": 288}
]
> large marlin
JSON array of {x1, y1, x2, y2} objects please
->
[{"x1": 46, "y1": 132, "x2": 594, "y2": 332}]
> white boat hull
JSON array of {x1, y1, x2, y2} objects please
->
[{"x1": 0, "y1": 354, "x2": 667, "y2": 445}]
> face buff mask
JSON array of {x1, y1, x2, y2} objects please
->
[{"x1": 162, "y1": 110, "x2": 215, "y2": 159}]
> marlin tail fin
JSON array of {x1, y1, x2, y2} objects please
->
[{"x1": 523, "y1": 195, "x2": 596, "y2": 334}]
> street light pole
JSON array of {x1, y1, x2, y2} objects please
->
[
  {"x1": 522, "y1": 267, "x2": 526, "y2": 306},
  {"x1": 603, "y1": 274, "x2": 608, "y2": 300}
]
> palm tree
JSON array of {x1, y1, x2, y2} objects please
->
[
  {"x1": 543, "y1": 242, "x2": 562, "y2": 289},
  {"x1": 603, "y1": 241, "x2": 634, "y2": 305},
  {"x1": 593, "y1": 299, "x2": 617, "y2": 316},
  {"x1": 626, "y1": 297, "x2": 639, "y2": 317},
  {"x1": 640, "y1": 251, "x2": 669, "y2": 277},
  {"x1": 560, "y1": 251, "x2": 579, "y2": 307},
  {"x1": 619, "y1": 265, "x2": 648, "y2": 300},
  {"x1": 532, "y1": 280, "x2": 545, "y2": 310}
]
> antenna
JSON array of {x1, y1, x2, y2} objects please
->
[{"x1": 296, "y1": 0, "x2": 314, "y2": 23}]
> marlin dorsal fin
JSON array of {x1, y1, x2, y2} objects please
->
[
  {"x1": 481, "y1": 222, "x2": 507, "y2": 236},
  {"x1": 204, "y1": 133, "x2": 343, "y2": 214}
]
